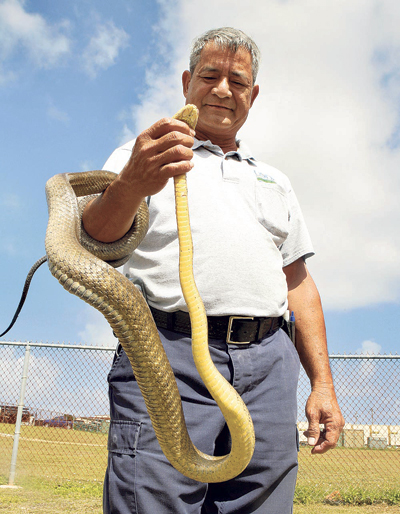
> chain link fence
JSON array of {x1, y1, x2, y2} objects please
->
[
  {"x1": 297, "y1": 355, "x2": 400, "y2": 503},
  {"x1": 0, "y1": 340, "x2": 399, "y2": 501},
  {"x1": 0, "y1": 341, "x2": 113, "y2": 485}
]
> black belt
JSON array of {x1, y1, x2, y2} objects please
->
[{"x1": 149, "y1": 306, "x2": 283, "y2": 344}]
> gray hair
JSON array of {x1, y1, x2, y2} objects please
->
[{"x1": 189, "y1": 27, "x2": 261, "y2": 82}]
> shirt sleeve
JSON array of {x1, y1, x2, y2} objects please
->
[{"x1": 280, "y1": 186, "x2": 314, "y2": 267}]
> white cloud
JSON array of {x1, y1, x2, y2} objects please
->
[
  {"x1": 47, "y1": 100, "x2": 70, "y2": 123},
  {"x1": 78, "y1": 307, "x2": 117, "y2": 348},
  {"x1": 121, "y1": 0, "x2": 400, "y2": 311},
  {"x1": 0, "y1": 345, "x2": 110, "y2": 418},
  {"x1": 0, "y1": 345, "x2": 60, "y2": 406},
  {"x1": 118, "y1": 123, "x2": 136, "y2": 147},
  {"x1": 82, "y1": 21, "x2": 129, "y2": 78},
  {"x1": 358, "y1": 340, "x2": 382, "y2": 355},
  {"x1": 0, "y1": 0, "x2": 70, "y2": 81},
  {"x1": 355, "y1": 340, "x2": 382, "y2": 382}
]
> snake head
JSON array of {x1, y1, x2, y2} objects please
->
[{"x1": 172, "y1": 104, "x2": 199, "y2": 130}]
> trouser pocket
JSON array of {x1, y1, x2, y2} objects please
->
[{"x1": 108, "y1": 420, "x2": 141, "y2": 455}]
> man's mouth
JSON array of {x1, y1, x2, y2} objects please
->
[{"x1": 207, "y1": 104, "x2": 232, "y2": 111}]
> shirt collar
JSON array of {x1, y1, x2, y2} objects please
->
[{"x1": 193, "y1": 137, "x2": 257, "y2": 165}]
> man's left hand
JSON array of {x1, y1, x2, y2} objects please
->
[{"x1": 304, "y1": 383, "x2": 345, "y2": 454}]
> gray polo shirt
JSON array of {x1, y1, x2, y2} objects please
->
[{"x1": 103, "y1": 138, "x2": 314, "y2": 317}]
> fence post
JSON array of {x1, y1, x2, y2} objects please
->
[{"x1": 8, "y1": 342, "x2": 31, "y2": 486}]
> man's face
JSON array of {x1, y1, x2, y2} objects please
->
[{"x1": 182, "y1": 43, "x2": 259, "y2": 146}]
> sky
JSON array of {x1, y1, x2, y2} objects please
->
[{"x1": 1, "y1": 0, "x2": 400, "y2": 356}]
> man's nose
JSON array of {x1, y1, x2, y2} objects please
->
[{"x1": 212, "y1": 77, "x2": 232, "y2": 98}]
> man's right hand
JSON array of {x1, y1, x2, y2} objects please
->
[
  {"x1": 121, "y1": 117, "x2": 195, "y2": 199},
  {"x1": 82, "y1": 117, "x2": 195, "y2": 243}
]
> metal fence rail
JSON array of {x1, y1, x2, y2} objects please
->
[{"x1": 0, "y1": 341, "x2": 399, "y2": 500}]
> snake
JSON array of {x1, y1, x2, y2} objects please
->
[{"x1": 44, "y1": 104, "x2": 255, "y2": 483}]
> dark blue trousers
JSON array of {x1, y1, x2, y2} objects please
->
[{"x1": 103, "y1": 327, "x2": 300, "y2": 513}]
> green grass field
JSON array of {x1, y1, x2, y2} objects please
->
[
  {"x1": 1, "y1": 423, "x2": 400, "y2": 512},
  {"x1": 296, "y1": 446, "x2": 400, "y2": 505},
  {"x1": 0, "y1": 423, "x2": 108, "y2": 482}
]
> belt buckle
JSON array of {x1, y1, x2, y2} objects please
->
[{"x1": 226, "y1": 316, "x2": 254, "y2": 344}]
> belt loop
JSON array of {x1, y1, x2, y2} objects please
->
[{"x1": 256, "y1": 318, "x2": 264, "y2": 342}]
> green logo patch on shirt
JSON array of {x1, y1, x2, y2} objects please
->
[{"x1": 254, "y1": 170, "x2": 276, "y2": 184}]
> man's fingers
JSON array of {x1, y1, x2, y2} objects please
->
[
  {"x1": 145, "y1": 143, "x2": 194, "y2": 182},
  {"x1": 304, "y1": 420, "x2": 343, "y2": 454},
  {"x1": 138, "y1": 122, "x2": 195, "y2": 173},
  {"x1": 121, "y1": 115, "x2": 196, "y2": 199},
  {"x1": 158, "y1": 131, "x2": 195, "y2": 153},
  {"x1": 310, "y1": 428, "x2": 337, "y2": 454},
  {"x1": 158, "y1": 143, "x2": 193, "y2": 165},
  {"x1": 304, "y1": 387, "x2": 345, "y2": 455},
  {"x1": 304, "y1": 421, "x2": 321, "y2": 447},
  {"x1": 160, "y1": 159, "x2": 195, "y2": 178},
  {"x1": 147, "y1": 117, "x2": 196, "y2": 140}
]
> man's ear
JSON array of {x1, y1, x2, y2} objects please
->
[
  {"x1": 182, "y1": 70, "x2": 191, "y2": 98},
  {"x1": 250, "y1": 84, "x2": 259, "y2": 108}
]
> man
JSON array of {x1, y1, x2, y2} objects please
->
[{"x1": 83, "y1": 27, "x2": 344, "y2": 514}]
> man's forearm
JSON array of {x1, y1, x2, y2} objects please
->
[
  {"x1": 284, "y1": 259, "x2": 344, "y2": 453},
  {"x1": 82, "y1": 174, "x2": 144, "y2": 243},
  {"x1": 287, "y1": 268, "x2": 333, "y2": 388}
]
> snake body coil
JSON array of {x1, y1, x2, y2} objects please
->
[{"x1": 45, "y1": 105, "x2": 255, "y2": 482}]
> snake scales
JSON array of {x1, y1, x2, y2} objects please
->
[{"x1": 44, "y1": 105, "x2": 255, "y2": 483}]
